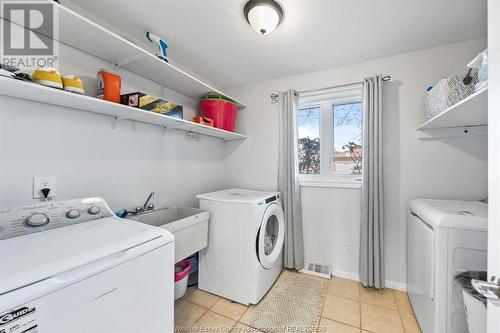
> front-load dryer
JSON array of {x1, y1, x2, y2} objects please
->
[
  {"x1": 197, "y1": 188, "x2": 285, "y2": 305},
  {"x1": 407, "y1": 199, "x2": 487, "y2": 333}
]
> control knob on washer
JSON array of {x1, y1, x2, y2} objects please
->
[
  {"x1": 87, "y1": 206, "x2": 101, "y2": 215},
  {"x1": 25, "y1": 213, "x2": 49, "y2": 227},
  {"x1": 65, "y1": 209, "x2": 81, "y2": 219}
]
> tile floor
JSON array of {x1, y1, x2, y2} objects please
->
[{"x1": 174, "y1": 273, "x2": 422, "y2": 333}]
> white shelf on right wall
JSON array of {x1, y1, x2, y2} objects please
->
[{"x1": 417, "y1": 86, "x2": 488, "y2": 139}]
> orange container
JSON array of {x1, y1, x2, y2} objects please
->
[
  {"x1": 192, "y1": 116, "x2": 214, "y2": 127},
  {"x1": 97, "y1": 70, "x2": 121, "y2": 103}
]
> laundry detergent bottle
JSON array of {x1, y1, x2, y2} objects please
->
[{"x1": 97, "y1": 69, "x2": 121, "y2": 103}]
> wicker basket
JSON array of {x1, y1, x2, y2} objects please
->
[{"x1": 424, "y1": 73, "x2": 479, "y2": 119}]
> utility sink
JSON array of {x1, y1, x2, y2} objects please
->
[{"x1": 128, "y1": 207, "x2": 209, "y2": 262}]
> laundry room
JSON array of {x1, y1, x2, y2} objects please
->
[{"x1": 0, "y1": 1, "x2": 496, "y2": 333}]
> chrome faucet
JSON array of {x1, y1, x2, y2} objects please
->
[{"x1": 134, "y1": 192, "x2": 158, "y2": 214}]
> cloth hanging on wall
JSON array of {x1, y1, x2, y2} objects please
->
[
  {"x1": 360, "y1": 75, "x2": 385, "y2": 289},
  {"x1": 278, "y1": 89, "x2": 305, "y2": 270}
]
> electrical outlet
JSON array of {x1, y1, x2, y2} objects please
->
[
  {"x1": 346, "y1": 242, "x2": 353, "y2": 254},
  {"x1": 33, "y1": 176, "x2": 56, "y2": 199}
]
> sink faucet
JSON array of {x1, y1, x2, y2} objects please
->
[{"x1": 134, "y1": 192, "x2": 158, "y2": 214}]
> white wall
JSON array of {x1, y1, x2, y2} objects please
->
[
  {"x1": 225, "y1": 38, "x2": 488, "y2": 287},
  {"x1": 301, "y1": 187, "x2": 361, "y2": 280},
  {"x1": 0, "y1": 42, "x2": 233, "y2": 211}
]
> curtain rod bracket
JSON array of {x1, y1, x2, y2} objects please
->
[{"x1": 271, "y1": 93, "x2": 280, "y2": 104}]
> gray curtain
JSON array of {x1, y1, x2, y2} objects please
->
[
  {"x1": 360, "y1": 75, "x2": 385, "y2": 289},
  {"x1": 278, "y1": 90, "x2": 305, "y2": 270}
]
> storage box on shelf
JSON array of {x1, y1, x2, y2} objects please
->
[{"x1": 0, "y1": 77, "x2": 246, "y2": 141}]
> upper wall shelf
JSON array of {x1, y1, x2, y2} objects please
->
[
  {"x1": 13, "y1": 1, "x2": 245, "y2": 109},
  {"x1": 416, "y1": 87, "x2": 488, "y2": 139},
  {"x1": 0, "y1": 77, "x2": 246, "y2": 141}
]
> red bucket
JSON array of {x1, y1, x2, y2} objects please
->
[{"x1": 199, "y1": 93, "x2": 238, "y2": 132}]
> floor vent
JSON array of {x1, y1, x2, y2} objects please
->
[{"x1": 299, "y1": 262, "x2": 332, "y2": 279}]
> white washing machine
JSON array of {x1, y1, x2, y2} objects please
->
[
  {"x1": 407, "y1": 199, "x2": 488, "y2": 333},
  {"x1": 0, "y1": 198, "x2": 175, "y2": 333},
  {"x1": 197, "y1": 188, "x2": 285, "y2": 305}
]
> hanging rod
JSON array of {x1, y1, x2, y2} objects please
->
[{"x1": 270, "y1": 74, "x2": 391, "y2": 103}]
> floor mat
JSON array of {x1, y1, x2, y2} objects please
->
[{"x1": 247, "y1": 269, "x2": 327, "y2": 332}]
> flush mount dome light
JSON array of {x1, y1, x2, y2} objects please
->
[{"x1": 244, "y1": 0, "x2": 283, "y2": 35}]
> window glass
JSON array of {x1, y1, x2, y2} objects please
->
[
  {"x1": 333, "y1": 102, "x2": 363, "y2": 175},
  {"x1": 297, "y1": 107, "x2": 320, "y2": 174}
]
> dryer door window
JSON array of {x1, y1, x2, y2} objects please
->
[{"x1": 257, "y1": 203, "x2": 285, "y2": 269}]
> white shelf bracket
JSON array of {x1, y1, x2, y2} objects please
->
[
  {"x1": 163, "y1": 124, "x2": 179, "y2": 130},
  {"x1": 111, "y1": 116, "x2": 118, "y2": 129},
  {"x1": 417, "y1": 125, "x2": 487, "y2": 140},
  {"x1": 185, "y1": 131, "x2": 200, "y2": 142}
]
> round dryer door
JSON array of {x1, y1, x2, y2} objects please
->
[{"x1": 257, "y1": 203, "x2": 285, "y2": 269}]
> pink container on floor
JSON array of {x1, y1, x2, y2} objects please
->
[{"x1": 174, "y1": 259, "x2": 192, "y2": 300}]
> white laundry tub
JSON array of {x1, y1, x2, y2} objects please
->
[{"x1": 129, "y1": 207, "x2": 209, "y2": 262}]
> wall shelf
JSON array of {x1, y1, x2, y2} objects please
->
[
  {"x1": 416, "y1": 87, "x2": 487, "y2": 139},
  {"x1": 8, "y1": 0, "x2": 245, "y2": 109},
  {"x1": 0, "y1": 77, "x2": 246, "y2": 141}
]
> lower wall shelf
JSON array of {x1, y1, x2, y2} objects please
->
[
  {"x1": 0, "y1": 76, "x2": 246, "y2": 141},
  {"x1": 416, "y1": 125, "x2": 487, "y2": 140}
]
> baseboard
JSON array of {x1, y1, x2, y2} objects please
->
[
  {"x1": 331, "y1": 269, "x2": 408, "y2": 292},
  {"x1": 332, "y1": 269, "x2": 360, "y2": 281},
  {"x1": 385, "y1": 280, "x2": 408, "y2": 292}
]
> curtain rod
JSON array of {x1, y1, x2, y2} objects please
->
[{"x1": 270, "y1": 74, "x2": 391, "y2": 103}]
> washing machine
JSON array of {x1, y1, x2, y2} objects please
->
[
  {"x1": 196, "y1": 188, "x2": 285, "y2": 305},
  {"x1": 0, "y1": 198, "x2": 174, "y2": 333},
  {"x1": 407, "y1": 199, "x2": 488, "y2": 333}
]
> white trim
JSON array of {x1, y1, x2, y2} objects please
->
[
  {"x1": 332, "y1": 269, "x2": 360, "y2": 281},
  {"x1": 300, "y1": 180, "x2": 361, "y2": 189},
  {"x1": 385, "y1": 280, "x2": 408, "y2": 292},
  {"x1": 331, "y1": 269, "x2": 408, "y2": 292}
]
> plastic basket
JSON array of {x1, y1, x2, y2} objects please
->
[
  {"x1": 199, "y1": 92, "x2": 238, "y2": 132},
  {"x1": 174, "y1": 259, "x2": 192, "y2": 300}
]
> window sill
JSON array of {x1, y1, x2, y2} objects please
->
[{"x1": 299, "y1": 180, "x2": 362, "y2": 189}]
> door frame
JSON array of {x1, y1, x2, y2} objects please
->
[{"x1": 488, "y1": 0, "x2": 500, "y2": 331}]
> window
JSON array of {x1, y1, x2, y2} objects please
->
[
  {"x1": 297, "y1": 85, "x2": 363, "y2": 186},
  {"x1": 332, "y1": 102, "x2": 363, "y2": 175},
  {"x1": 297, "y1": 107, "x2": 320, "y2": 175}
]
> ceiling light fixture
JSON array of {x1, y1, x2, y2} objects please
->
[{"x1": 244, "y1": 0, "x2": 283, "y2": 35}]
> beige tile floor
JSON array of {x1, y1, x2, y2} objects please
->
[{"x1": 175, "y1": 274, "x2": 422, "y2": 333}]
